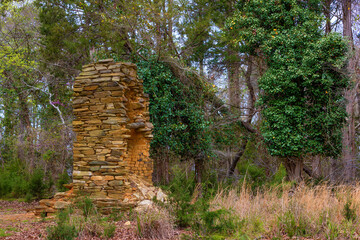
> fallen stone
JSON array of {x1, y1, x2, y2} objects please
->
[
  {"x1": 98, "y1": 58, "x2": 114, "y2": 63},
  {"x1": 156, "y1": 189, "x2": 167, "y2": 202},
  {"x1": 54, "y1": 201, "x2": 71, "y2": 209}
]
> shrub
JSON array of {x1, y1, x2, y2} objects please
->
[
  {"x1": 343, "y1": 199, "x2": 356, "y2": 222},
  {"x1": 199, "y1": 209, "x2": 242, "y2": 236},
  {"x1": 164, "y1": 166, "x2": 220, "y2": 228},
  {"x1": 0, "y1": 159, "x2": 28, "y2": 198},
  {"x1": 136, "y1": 206, "x2": 175, "y2": 240},
  {"x1": 103, "y1": 223, "x2": 116, "y2": 239},
  {"x1": 277, "y1": 211, "x2": 308, "y2": 238},
  {"x1": 56, "y1": 171, "x2": 71, "y2": 192},
  {"x1": 47, "y1": 209, "x2": 78, "y2": 240},
  {"x1": 76, "y1": 196, "x2": 96, "y2": 219},
  {"x1": 237, "y1": 161, "x2": 267, "y2": 190},
  {"x1": 164, "y1": 168, "x2": 198, "y2": 227},
  {"x1": 270, "y1": 163, "x2": 287, "y2": 186},
  {"x1": 28, "y1": 168, "x2": 46, "y2": 200},
  {"x1": 47, "y1": 224, "x2": 77, "y2": 240},
  {"x1": 12, "y1": 174, "x2": 29, "y2": 198},
  {"x1": 79, "y1": 219, "x2": 103, "y2": 238},
  {"x1": 24, "y1": 192, "x2": 32, "y2": 203},
  {"x1": 0, "y1": 159, "x2": 55, "y2": 199}
]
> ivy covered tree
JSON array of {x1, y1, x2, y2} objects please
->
[
  {"x1": 229, "y1": 0, "x2": 349, "y2": 181},
  {"x1": 137, "y1": 59, "x2": 212, "y2": 184}
]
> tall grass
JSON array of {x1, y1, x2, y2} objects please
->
[{"x1": 210, "y1": 183, "x2": 360, "y2": 238}]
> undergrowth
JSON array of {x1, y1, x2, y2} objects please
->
[
  {"x1": 46, "y1": 197, "x2": 117, "y2": 240},
  {"x1": 162, "y1": 165, "x2": 360, "y2": 239},
  {"x1": 0, "y1": 160, "x2": 54, "y2": 201}
]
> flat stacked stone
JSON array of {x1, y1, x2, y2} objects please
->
[
  {"x1": 35, "y1": 59, "x2": 165, "y2": 216},
  {"x1": 73, "y1": 58, "x2": 153, "y2": 200}
]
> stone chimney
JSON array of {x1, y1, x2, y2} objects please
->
[{"x1": 35, "y1": 59, "x2": 166, "y2": 216}]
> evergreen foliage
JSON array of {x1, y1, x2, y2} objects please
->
[
  {"x1": 0, "y1": 160, "x2": 28, "y2": 198},
  {"x1": 230, "y1": 0, "x2": 349, "y2": 158},
  {"x1": 137, "y1": 60, "x2": 211, "y2": 160},
  {"x1": 0, "y1": 160, "x2": 49, "y2": 199},
  {"x1": 28, "y1": 168, "x2": 46, "y2": 200},
  {"x1": 46, "y1": 209, "x2": 78, "y2": 240},
  {"x1": 56, "y1": 171, "x2": 71, "y2": 192}
]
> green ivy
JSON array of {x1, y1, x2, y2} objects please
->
[
  {"x1": 229, "y1": 0, "x2": 348, "y2": 158},
  {"x1": 137, "y1": 60, "x2": 211, "y2": 158}
]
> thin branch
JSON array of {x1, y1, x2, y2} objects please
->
[{"x1": 21, "y1": 75, "x2": 65, "y2": 125}]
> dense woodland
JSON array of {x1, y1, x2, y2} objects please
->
[{"x1": 1, "y1": 0, "x2": 360, "y2": 239}]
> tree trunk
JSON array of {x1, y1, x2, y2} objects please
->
[
  {"x1": 199, "y1": 58, "x2": 204, "y2": 76},
  {"x1": 14, "y1": 86, "x2": 31, "y2": 133},
  {"x1": 342, "y1": 0, "x2": 356, "y2": 182},
  {"x1": 228, "y1": 138, "x2": 248, "y2": 176},
  {"x1": 323, "y1": 0, "x2": 332, "y2": 34},
  {"x1": 343, "y1": 89, "x2": 356, "y2": 181},
  {"x1": 227, "y1": 48, "x2": 241, "y2": 111},
  {"x1": 342, "y1": 0, "x2": 353, "y2": 42},
  {"x1": 312, "y1": 155, "x2": 321, "y2": 179},
  {"x1": 194, "y1": 158, "x2": 204, "y2": 184},
  {"x1": 226, "y1": 56, "x2": 255, "y2": 177},
  {"x1": 284, "y1": 157, "x2": 303, "y2": 182},
  {"x1": 153, "y1": 150, "x2": 170, "y2": 185},
  {"x1": 166, "y1": 0, "x2": 173, "y2": 49},
  {"x1": 154, "y1": 0, "x2": 162, "y2": 58},
  {"x1": 244, "y1": 56, "x2": 255, "y2": 123}
]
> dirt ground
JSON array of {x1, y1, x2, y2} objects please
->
[
  {"x1": 0, "y1": 200, "x2": 49, "y2": 239},
  {"x1": 0, "y1": 200, "x2": 185, "y2": 240}
]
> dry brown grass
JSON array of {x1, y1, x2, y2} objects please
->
[
  {"x1": 210, "y1": 183, "x2": 360, "y2": 239},
  {"x1": 135, "y1": 206, "x2": 175, "y2": 240}
]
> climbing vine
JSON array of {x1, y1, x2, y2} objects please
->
[
  {"x1": 229, "y1": 0, "x2": 349, "y2": 159},
  {"x1": 137, "y1": 60, "x2": 211, "y2": 159}
]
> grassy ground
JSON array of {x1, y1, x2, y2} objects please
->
[
  {"x1": 0, "y1": 200, "x2": 184, "y2": 240},
  {"x1": 209, "y1": 183, "x2": 360, "y2": 239},
  {"x1": 0, "y1": 200, "x2": 51, "y2": 239},
  {"x1": 3, "y1": 183, "x2": 360, "y2": 239}
]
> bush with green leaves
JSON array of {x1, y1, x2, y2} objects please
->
[
  {"x1": 76, "y1": 196, "x2": 96, "y2": 220},
  {"x1": 0, "y1": 160, "x2": 50, "y2": 199},
  {"x1": 28, "y1": 168, "x2": 47, "y2": 200},
  {"x1": 0, "y1": 160, "x2": 28, "y2": 198},
  {"x1": 237, "y1": 160, "x2": 267, "y2": 189},
  {"x1": 269, "y1": 163, "x2": 287, "y2": 186},
  {"x1": 343, "y1": 199, "x2": 357, "y2": 222},
  {"x1": 56, "y1": 171, "x2": 71, "y2": 192},
  {"x1": 47, "y1": 209, "x2": 78, "y2": 240},
  {"x1": 164, "y1": 168, "x2": 200, "y2": 227},
  {"x1": 199, "y1": 209, "x2": 243, "y2": 237},
  {"x1": 164, "y1": 166, "x2": 244, "y2": 239}
]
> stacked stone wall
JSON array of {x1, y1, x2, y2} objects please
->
[
  {"x1": 35, "y1": 59, "x2": 167, "y2": 216},
  {"x1": 72, "y1": 59, "x2": 153, "y2": 204}
]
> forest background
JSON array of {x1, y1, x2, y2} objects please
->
[{"x1": 1, "y1": 0, "x2": 360, "y2": 239}]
